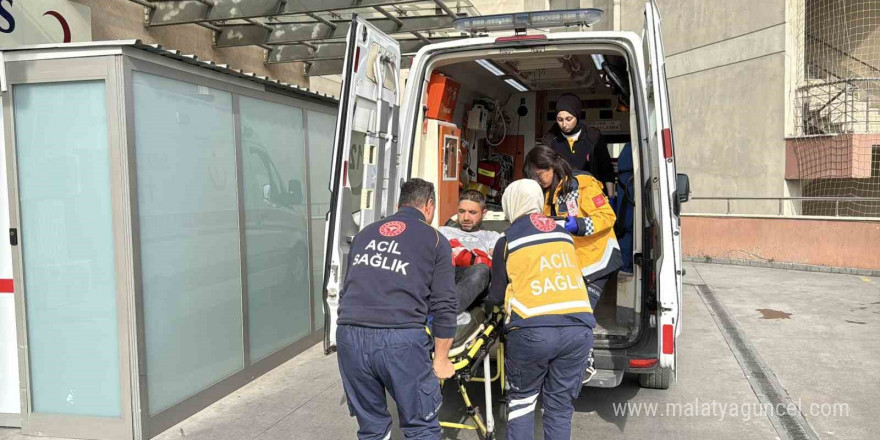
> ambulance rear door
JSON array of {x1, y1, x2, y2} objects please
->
[
  {"x1": 643, "y1": 0, "x2": 682, "y2": 374},
  {"x1": 322, "y1": 17, "x2": 402, "y2": 353}
]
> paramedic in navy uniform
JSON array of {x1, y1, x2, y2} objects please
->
[{"x1": 336, "y1": 178, "x2": 458, "y2": 440}]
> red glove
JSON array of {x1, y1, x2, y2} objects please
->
[
  {"x1": 453, "y1": 250, "x2": 476, "y2": 267},
  {"x1": 450, "y1": 239, "x2": 475, "y2": 267},
  {"x1": 473, "y1": 249, "x2": 492, "y2": 269}
]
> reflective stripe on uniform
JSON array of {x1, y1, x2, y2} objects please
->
[
  {"x1": 508, "y1": 400, "x2": 538, "y2": 421},
  {"x1": 509, "y1": 393, "x2": 539, "y2": 408},
  {"x1": 508, "y1": 393, "x2": 540, "y2": 421},
  {"x1": 580, "y1": 237, "x2": 620, "y2": 278},
  {"x1": 508, "y1": 231, "x2": 573, "y2": 251},
  {"x1": 509, "y1": 298, "x2": 592, "y2": 317}
]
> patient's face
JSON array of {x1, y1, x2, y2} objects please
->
[{"x1": 458, "y1": 200, "x2": 485, "y2": 232}]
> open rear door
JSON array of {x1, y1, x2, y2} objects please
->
[
  {"x1": 643, "y1": 1, "x2": 682, "y2": 375},
  {"x1": 323, "y1": 17, "x2": 401, "y2": 353}
]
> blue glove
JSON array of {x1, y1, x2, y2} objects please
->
[{"x1": 564, "y1": 216, "x2": 578, "y2": 234}]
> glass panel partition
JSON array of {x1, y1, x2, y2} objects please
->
[
  {"x1": 13, "y1": 81, "x2": 121, "y2": 417},
  {"x1": 305, "y1": 111, "x2": 336, "y2": 326},
  {"x1": 131, "y1": 72, "x2": 244, "y2": 415},
  {"x1": 239, "y1": 96, "x2": 310, "y2": 361}
]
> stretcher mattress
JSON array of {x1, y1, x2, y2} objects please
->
[{"x1": 453, "y1": 306, "x2": 488, "y2": 347}]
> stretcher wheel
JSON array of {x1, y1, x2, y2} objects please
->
[{"x1": 477, "y1": 427, "x2": 494, "y2": 440}]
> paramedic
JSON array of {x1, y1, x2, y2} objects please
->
[
  {"x1": 542, "y1": 93, "x2": 614, "y2": 194},
  {"x1": 336, "y1": 178, "x2": 457, "y2": 440},
  {"x1": 439, "y1": 190, "x2": 502, "y2": 312},
  {"x1": 523, "y1": 145, "x2": 621, "y2": 311},
  {"x1": 486, "y1": 179, "x2": 595, "y2": 440}
]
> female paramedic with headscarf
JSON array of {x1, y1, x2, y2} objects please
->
[
  {"x1": 523, "y1": 145, "x2": 621, "y2": 313},
  {"x1": 542, "y1": 93, "x2": 615, "y2": 195},
  {"x1": 485, "y1": 179, "x2": 595, "y2": 440}
]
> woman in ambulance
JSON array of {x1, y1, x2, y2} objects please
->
[{"x1": 523, "y1": 145, "x2": 622, "y2": 310}]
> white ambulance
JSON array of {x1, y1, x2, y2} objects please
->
[{"x1": 323, "y1": 2, "x2": 689, "y2": 390}]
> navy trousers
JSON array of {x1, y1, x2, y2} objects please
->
[
  {"x1": 586, "y1": 274, "x2": 610, "y2": 310},
  {"x1": 505, "y1": 325, "x2": 594, "y2": 440},
  {"x1": 336, "y1": 325, "x2": 443, "y2": 440}
]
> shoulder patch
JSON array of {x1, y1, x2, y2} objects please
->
[
  {"x1": 379, "y1": 221, "x2": 407, "y2": 237},
  {"x1": 592, "y1": 194, "x2": 607, "y2": 208},
  {"x1": 530, "y1": 213, "x2": 556, "y2": 232}
]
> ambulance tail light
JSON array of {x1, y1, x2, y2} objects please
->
[
  {"x1": 629, "y1": 358, "x2": 658, "y2": 368},
  {"x1": 662, "y1": 324, "x2": 674, "y2": 355},
  {"x1": 662, "y1": 128, "x2": 673, "y2": 159},
  {"x1": 495, "y1": 35, "x2": 547, "y2": 43}
]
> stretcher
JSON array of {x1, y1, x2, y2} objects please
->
[{"x1": 438, "y1": 306, "x2": 506, "y2": 440}]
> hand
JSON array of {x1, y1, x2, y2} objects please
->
[
  {"x1": 450, "y1": 239, "x2": 472, "y2": 267},
  {"x1": 453, "y1": 249, "x2": 475, "y2": 267},
  {"x1": 473, "y1": 249, "x2": 492, "y2": 269},
  {"x1": 564, "y1": 215, "x2": 579, "y2": 234},
  {"x1": 433, "y1": 357, "x2": 455, "y2": 380}
]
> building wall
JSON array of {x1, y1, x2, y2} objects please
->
[
  {"x1": 620, "y1": 0, "x2": 789, "y2": 214},
  {"x1": 70, "y1": 0, "x2": 310, "y2": 89},
  {"x1": 466, "y1": 1, "x2": 796, "y2": 214},
  {"x1": 682, "y1": 215, "x2": 880, "y2": 270}
]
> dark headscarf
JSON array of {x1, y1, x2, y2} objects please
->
[{"x1": 555, "y1": 93, "x2": 582, "y2": 134}]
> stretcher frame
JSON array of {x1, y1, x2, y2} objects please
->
[{"x1": 439, "y1": 308, "x2": 506, "y2": 440}]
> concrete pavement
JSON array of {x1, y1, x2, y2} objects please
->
[{"x1": 1, "y1": 262, "x2": 877, "y2": 439}]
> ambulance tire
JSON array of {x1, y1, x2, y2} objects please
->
[{"x1": 638, "y1": 367, "x2": 672, "y2": 389}]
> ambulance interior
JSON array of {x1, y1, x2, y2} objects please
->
[{"x1": 411, "y1": 49, "x2": 643, "y2": 345}]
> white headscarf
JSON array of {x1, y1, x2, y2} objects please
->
[{"x1": 503, "y1": 179, "x2": 545, "y2": 222}]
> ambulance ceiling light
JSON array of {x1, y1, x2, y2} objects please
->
[
  {"x1": 505, "y1": 78, "x2": 529, "y2": 92},
  {"x1": 591, "y1": 54, "x2": 605, "y2": 70},
  {"x1": 475, "y1": 59, "x2": 505, "y2": 76}
]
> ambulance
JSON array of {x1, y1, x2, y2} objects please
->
[{"x1": 323, "y1": 1, "x2": 690, "y2": 390}]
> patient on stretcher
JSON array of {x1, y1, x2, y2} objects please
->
[{"x1": 439, "y1": 190, "x2": 502, "y2": 315}]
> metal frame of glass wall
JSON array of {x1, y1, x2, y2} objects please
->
[{"x1": 2, "y1": 44, "x2": 336, "y2": 440}]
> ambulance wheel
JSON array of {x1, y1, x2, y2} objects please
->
[{"x1": 639, "y1": 367, "x2": 672, "y2": 389}]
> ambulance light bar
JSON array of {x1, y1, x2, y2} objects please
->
[{"x1": 454, "y1": 9, "x2": 604, "y2": 34}]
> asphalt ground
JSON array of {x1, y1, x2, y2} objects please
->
[{"x1": 2, "y1": 262, "x2": 877, "y2": 440}]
